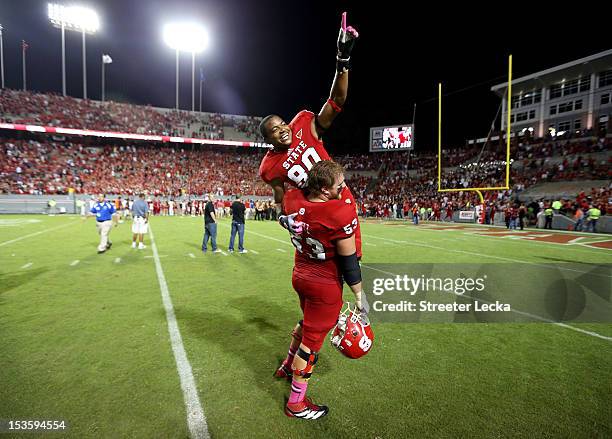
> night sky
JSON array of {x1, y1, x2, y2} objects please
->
[{"x1": 1, "y1": 0, "x2": 610, "y2": 153}]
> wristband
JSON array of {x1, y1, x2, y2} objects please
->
[{"x1": 327, "y1": 98, "x2": 343, "y2": 113}]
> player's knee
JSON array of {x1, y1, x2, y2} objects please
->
[{"x1": 291, "y1": 344, "x2": 318, "y2": 380}]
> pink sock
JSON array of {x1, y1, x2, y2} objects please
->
[
  {"x1": 284, "y1": 347, "x2": 297, "y2": 366},
  {"x1": 288, "y1": 379, "x2": 308, "y2": 404}
]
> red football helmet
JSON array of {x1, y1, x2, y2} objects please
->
[{"x1": 330, "y1": 302, "x2": 374, "y2": 359}]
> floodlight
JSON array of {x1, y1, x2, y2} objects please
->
[
  {"x1": 48, "y1": 3, "x2": 100, "y2": 34},
  {"x1": 163, "y1": 23, "x2": 208, "y2": 53}
]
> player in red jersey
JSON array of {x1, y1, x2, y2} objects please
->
[
  {"x1": 274, "y1": 161, "x2": 368, "y2": 420},
  {"x1": 258, "y1": 12, "x2": 362, "y2": 254},
  {"x1": 445, "y1": 203, "x2": 454, "y2": 222},
  {"x1": 433, "y1": 202, "x2": 441, "y2": 221}
]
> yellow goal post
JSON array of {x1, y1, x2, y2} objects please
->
[{"x1": 437, "y1": 55, "x2": 512, "y2": 204}]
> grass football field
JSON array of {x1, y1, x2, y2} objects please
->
[{"x1": 1, "y1": 214, "x2": 611, "y2": 438}]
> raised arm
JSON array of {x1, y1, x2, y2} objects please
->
[{"x1": 313, "y1": 12, "x2": 359, "y2": 139}]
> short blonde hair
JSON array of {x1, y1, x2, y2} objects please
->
[{"x1": 305, "y1": 160, "x2": 345, "y2": 195}]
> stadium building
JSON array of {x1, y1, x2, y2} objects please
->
[{"x1": 491, "y1": 49, "x2": 612, "y2": 138}]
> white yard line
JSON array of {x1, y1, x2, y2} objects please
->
[
  {"x1": 250, "y1": 249, "x2": 259, "y2": 255},
  {"x1": 114, "y1": 257, "x2": 121, "y2": 264},
  {"x1": 576, "y1": 242, "x2": 612, "y2": 251},
  {"x1": 0, "y1": 220, "x2": 75, "y2": 247},
  {"x1": 70, "y1": 260, "x2": 80, "y2": 266},
  {"x1": 247, "y1": 229, "x2": 292, "y2": 246},
  {"x1": 276, "y1": 248, "x2": 287, "y2": 253},
  {"x1": 361, "y1": 264, "x2": 612, "y2": 342},
  {"x1": 20, "y1": 262, "x2": 32, "y2": 269},
  {"x1": 188, "y1": 253, "x2": 196, "y2": 258},
  {"x1": 148, "y1": 225, "x2": 210, "y2": 439}
]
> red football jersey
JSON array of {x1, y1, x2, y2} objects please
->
[
  {"x1": 259, "y1": 109, "x2": 362, "y2": 257},
  {"x1": 259, "y1": 110, "x2": 331, "y2": 188},
  {"x1": 283, "y1": 188, "x2": 359, "y2": 285}
]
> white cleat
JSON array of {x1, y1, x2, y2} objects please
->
[{"x1": 285, "y1": 397, "x2": 329, "y2": 420}]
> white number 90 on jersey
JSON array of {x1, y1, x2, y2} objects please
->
[{"x1": 287, "y1": 148, "x2": 322, "y2": 187}]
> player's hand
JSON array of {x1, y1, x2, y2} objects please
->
[
  {"x1": 279, "y1": 212, "x2": 303, "y2": 234},
  {"x1": 354, "y1": 290, "x2": 370, "y2": 315},
  {"x1": 337, "y1": 12, "x2": 359, "y2": 68}
]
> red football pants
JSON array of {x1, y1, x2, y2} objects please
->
[{"x1": 292, "y1": 274, "x2": 343, "y2": 352}]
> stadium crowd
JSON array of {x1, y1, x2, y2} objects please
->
[
  {"x1": 0, "y1": 138, "x2": 396, "y2": 197},
  {"x1": 0, "y1": 89, "x2": 262, "y2": 141},
  {"x1": 0, "y1": 86, "x2": 609, "y2": 229},
  {"x1": 0, "y1": 139, "x2": 271, "y2": 196}
]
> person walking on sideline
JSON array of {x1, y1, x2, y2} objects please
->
[{"x1": 90, "y1": 193, "x2": 117, "y2": 254}]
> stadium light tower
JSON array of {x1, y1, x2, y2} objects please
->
[
  {"x1": 163, "y1": 23, "x2": 208, "y2": 111},
  {"x1": 48, "y1": 3, "x2": 100, "y2": 98}
]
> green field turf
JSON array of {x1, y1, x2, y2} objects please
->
[{"x1": 1, "y1": 214, "x2": 611, "y2": 439}]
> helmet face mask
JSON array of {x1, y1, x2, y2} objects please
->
[{"x1": 330, "y1": 302, "x2": 374, "y2": 359}]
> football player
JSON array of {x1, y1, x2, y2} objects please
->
[
  {"x1": 276, "y1": 160, "x2": 369, "y2": 420},
  {"x1": 258, "y1": 12, "x2": 362, "y2": 257}
]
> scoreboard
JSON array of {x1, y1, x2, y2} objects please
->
[{"x1": 369, "y1": 125, "x2": 414, "y2": 152}]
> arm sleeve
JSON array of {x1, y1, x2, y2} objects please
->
[{"x1": 338, "y1": 253, "x2": 361, "y2": 286}]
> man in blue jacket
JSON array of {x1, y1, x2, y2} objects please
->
[{"x1": 90, "y1": 193, "x2": 117, "y2": 254}]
